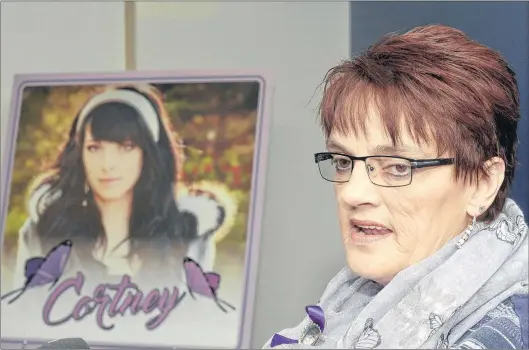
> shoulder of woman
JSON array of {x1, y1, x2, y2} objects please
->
[
  {"x1": 14, "y1": 183, "x2": 54, "y2": 254},
  {"x1": 178, "y1": 193, "x2": 224, "y2": 238},
  {"x1": 176, "y1": 181, "x2": 237, "y2": 240},
  {"x1": 26, "y1": 182, "x2": 60, "y2": 223},
  {"x1": 17, "y1": 216, "x2": 40, "y2": 250},
  {"x1": 454, "y1": 294, "x2": 528, "y2": 349}
]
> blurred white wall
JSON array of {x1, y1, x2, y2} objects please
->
[
  {"x1": 134, "y1": 3, "x2": 350, "y2": 346},
  {"x1": 1, "y1": 2, "x2": 349, "y2": 348},
  {"x1": 0, "y1": 2, "x2": 125, "y2": 172}
]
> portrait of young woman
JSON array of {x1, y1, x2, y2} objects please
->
[
  {"x1": 11, "y1": 85, "x2": 232, "y2": 289},
  {"x1": 265, "y1": 25, "x2": 528, "y2": 349}
]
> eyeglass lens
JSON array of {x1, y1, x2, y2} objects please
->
[{"x1": 318, "y1": 155, "x2": 412, "y2": 186}]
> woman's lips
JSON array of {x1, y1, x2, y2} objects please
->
[
  {"x1": 99, "y1": 177, "x2": 121, "y2": 184},
  {"x1": 349, "y1": 219, "x2": 393, "y2": 245}
]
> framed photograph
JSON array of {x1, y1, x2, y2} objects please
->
[{"x1": 0, "y1": 71, "x2": 271, "y2": 349}]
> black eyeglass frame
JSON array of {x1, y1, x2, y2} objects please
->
[{"x1": 314, "y1": 152, "x2": 455, "y2": 187}]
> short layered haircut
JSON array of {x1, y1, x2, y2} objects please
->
[{"x1": 319, "y1": 24, "x2": 520, "y2": 220}]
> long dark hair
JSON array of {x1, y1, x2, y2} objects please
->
[{"x1": 34, "y1": 86, "x2": 197, "y2": 275}]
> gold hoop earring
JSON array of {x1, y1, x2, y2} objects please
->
[
  {"x1": 457, "y1": 206, "x2": 485, "y2": 249},
  {"x1": 82, "y1": 182, "x2": 89, "y2": 207}
]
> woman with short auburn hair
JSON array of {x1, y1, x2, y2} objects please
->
[{"x1": 265, "y1": 24, "x2": 527, "y2": 349}]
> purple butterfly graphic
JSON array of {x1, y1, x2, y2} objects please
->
[
  {"x1": 183, "y1": 257, "x2": 235, "y2": 313},
  {"x1": 271, "y1": 305, "x2": 325, "y2": 347},
  {"x1": 1, "y1": 240, "x2": 72, "y2": 304}
]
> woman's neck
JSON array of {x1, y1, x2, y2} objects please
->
[{"x1": 94, "y1": 193, "x2": 133, "y2": 249}]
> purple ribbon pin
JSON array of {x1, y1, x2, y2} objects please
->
[{"x1": 271, "y1": 305, "x2": 325, "y2": 348}]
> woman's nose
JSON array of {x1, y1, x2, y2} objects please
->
[
  {"x1": 339, "y1": 162, "x2": 379, "y2": 208},
  {"x1": 100, "y1": 148, "x2": 118, "y2": 171}
]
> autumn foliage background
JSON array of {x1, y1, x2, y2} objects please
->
[{"x1": 1, "y1": 81, "x2": 260, "y2": 286}]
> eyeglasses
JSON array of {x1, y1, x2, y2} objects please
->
[{"x1": 314, "y1": 152, "x2": 454, "y2": 187}]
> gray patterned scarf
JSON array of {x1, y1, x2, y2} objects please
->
[{"x1": 264, "y1": 199, "x2": 528, "y2": 349}]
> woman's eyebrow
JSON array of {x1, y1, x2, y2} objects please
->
[
  {"x1": 325, "y1": 140, "x2": 351, "y2": 154},
  {"x1": 371, "y1": 144, "x2": 426, "y2": 157},
  {"x1": 326, "y1": 141, "x2": 434, "y2": 158}
]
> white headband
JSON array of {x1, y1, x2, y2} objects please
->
[{"x1": 76, "y1": 90, "x2": 160, "y2": 142}]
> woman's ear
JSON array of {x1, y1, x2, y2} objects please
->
[{"x1": 466, "y1": 157, "x2": 505, "y2": 216}]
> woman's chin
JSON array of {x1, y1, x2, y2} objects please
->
[
  {"x1": 345, "y1": 252, "x2": 395, "y2": 285},
  {"x1": 94, "y1": 189, "x2": 133, "y2": 203}
]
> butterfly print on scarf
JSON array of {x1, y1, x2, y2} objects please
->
[
  {"x1": 354, "y1": 318, "x2": 381, "y2": 349},
  {"x1": 487, "y1": 215, "x2": 526, "y2": 245},
  {"x1": 428, "y1": 312, "x2": 448, "y2": 349},
  {"x1": 428, "y1": 307, "x2": 460, "y2": 348},
  {"x1": 436, "y1": 333, "x2": 449, "y2": 349},
  {"x1": 429, "y1": 312, "x2": 444, "y2": 337},
  {"x1": 1, "y1": 240, "x2": 72, "y2": 304},
  {"x1": 183, "y1": 257, "x2": 235, "y2": 313}
]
